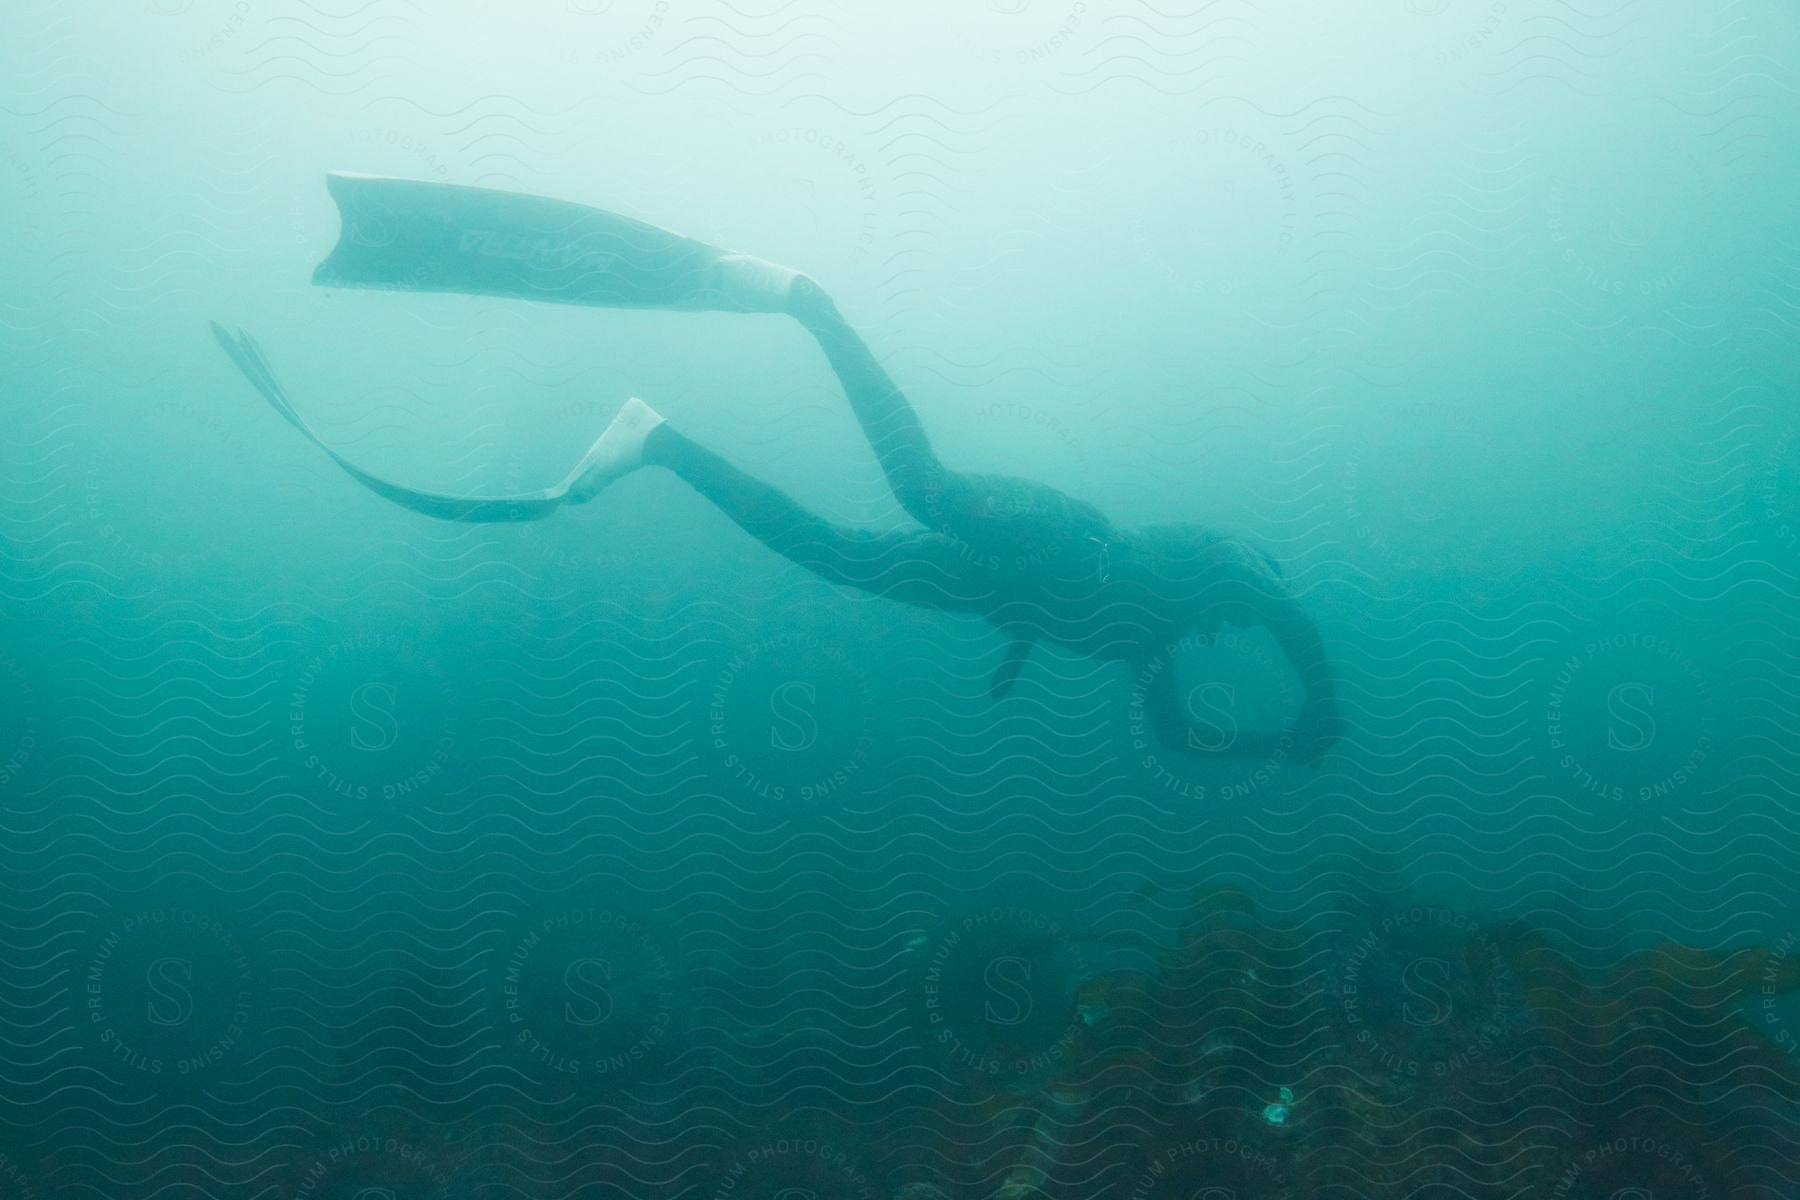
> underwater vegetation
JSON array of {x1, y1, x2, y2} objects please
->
[{"x1": 876, "y1": 884, "x2": 1800, "y2": 1200}]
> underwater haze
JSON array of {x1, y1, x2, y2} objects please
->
[{"x1": 4, "y1": 1, "x2": 1800, "y2": 1197}]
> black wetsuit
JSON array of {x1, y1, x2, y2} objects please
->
[
  {"x1": 642, "y1": 278, "x2": 1341, "y2": 761},
  {"x1": 216, "y1": 278, "x2": 1339, "y2": 762}
]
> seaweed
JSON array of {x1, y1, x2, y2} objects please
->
[{"x1": 974, "y1": 885, "x2": 1800, "y2": 1200}]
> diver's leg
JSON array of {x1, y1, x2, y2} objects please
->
[
  {"x1": 782, "y1": 279, "x2": 1115, "y2": 560},
  {"x1": 784, "y1": 277, "x2": 946, "y2": 523},
  {"x1": 643, "y1": 421, "x2": 990, "y2": 611},
  {"x1": 572, "y1": 398, "x2": 987, "y2": 610}
]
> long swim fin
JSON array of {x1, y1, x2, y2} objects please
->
[
  {"x1": 210, "y1": 321, "x2": 573, "y2": 524},
  {"x1": 311, "y1": 173, "x2": 800, "y2": 314}
]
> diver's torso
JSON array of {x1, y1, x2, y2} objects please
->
[
  {"x1": 977, "y1": 542, "x2": 1188, "y2": 668},
  {"x1": 925, "y1": 481, "x2": 1264, "y2": 670}
]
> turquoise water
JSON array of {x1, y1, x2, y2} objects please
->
[{"x1": 3, "y1": 2, "x2": 1799, "y2": 1197}]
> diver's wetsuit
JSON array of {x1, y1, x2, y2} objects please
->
[
  {"x1": 644, "y1": 277, "x2": 1112, "y2": 607},
  {"x1": 641, "y1": 278, "x2": 1342, "y2": 763},
  {"x1": 215, "y1": 278, "x2": 1339, "y2": 763},
  {"x1": 785, "y1": 277, "x2": 1117, "y2": 577}
]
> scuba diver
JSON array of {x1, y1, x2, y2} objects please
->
[{"x1": 213, "y1": 174, "x2": 1342, "y2": 766}]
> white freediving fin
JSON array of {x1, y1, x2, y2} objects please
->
[
  {"x1": 210, "y1": 321, "x2": 569, "y2": 524},
  {"x1": 311, "y1": 173, "x2": 801, "y2": 314},
  {"x1": 556, "y1": 396, "x2": 667, "y2": 503}
]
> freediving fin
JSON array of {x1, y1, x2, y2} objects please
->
[
  {"x1": 558, "y1": 396, "x2": 666, "y2": 503},
  {"x1": 312, "y1": 173, "x2": 799, "y2": 314},
  {"x1": 990, "y1": 633, "x2": 1035, "y2": 700},
  {"x1": 209, "y1": 321, "x2": 568, "y2": 524}
]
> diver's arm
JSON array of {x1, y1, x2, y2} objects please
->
[
  {"x1": 783, "y1": 279, "x2": 909, "y2": 418},
  {"x1": 1142, "y1": 587, "x2": 1341, "y2": 767},
  {"x1": 1251, "y1": 589, "x2": 1343, "y2": 766}
]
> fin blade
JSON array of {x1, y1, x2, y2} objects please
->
[
  {"x1": 208, "y1": 321, "x2": 564, "y2": 524},
  {"x1": 311, "y1": 173, "x2": 731, "y2": 310}
]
